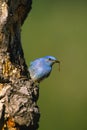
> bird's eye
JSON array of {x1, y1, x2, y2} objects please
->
[{"x1": 48, "y1": 58, "x2": 52, "y2": 60}]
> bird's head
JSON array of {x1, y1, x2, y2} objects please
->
[{"x1": 43, "y1": 56, "x2": 60, "y2": 70}]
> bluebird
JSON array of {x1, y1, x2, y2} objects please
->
[{"x1": 29, "y1": 56, "x2": 60, "y2": 83}]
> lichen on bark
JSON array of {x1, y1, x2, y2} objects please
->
[{"x1": 0, "y1": 0, "x2": 40, "y2": 130}]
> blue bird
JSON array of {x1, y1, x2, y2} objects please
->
[{"x1": 29, "y1": 56, "x2": 60, "y2": 83}]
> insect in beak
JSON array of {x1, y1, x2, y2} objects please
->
[{"x1": 55, "y1": 60, "x2": 60, "y2": 71}]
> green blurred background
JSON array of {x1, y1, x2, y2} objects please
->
[{"x1": 22, "y1": 0, "x2": 87, "y2": 130}]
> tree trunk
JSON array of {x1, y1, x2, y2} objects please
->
[{"x1": 0, "y1": 0, "x2": 40, "y2": 130}]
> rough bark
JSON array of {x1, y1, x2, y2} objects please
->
[{"x1": 0, "y1": 0, "x2": 40, "y2": 130}]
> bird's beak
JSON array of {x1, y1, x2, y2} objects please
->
[
  {"x1": 55, "y1": 60, "x2": 60, "y2": 63},
  {"x1": 55, "y1": 60, "x2": 60, "y2": 71}
]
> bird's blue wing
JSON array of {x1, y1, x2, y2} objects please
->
[
  {"x1": 29, "y1": 64, "x2": 51, "y2": 82},
  {"x1": 35, "y1": 66, "x2": 52, "y2": 82},
  {"x1": 29, "y1": 58, "x2": 52, "y2": 82}
]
